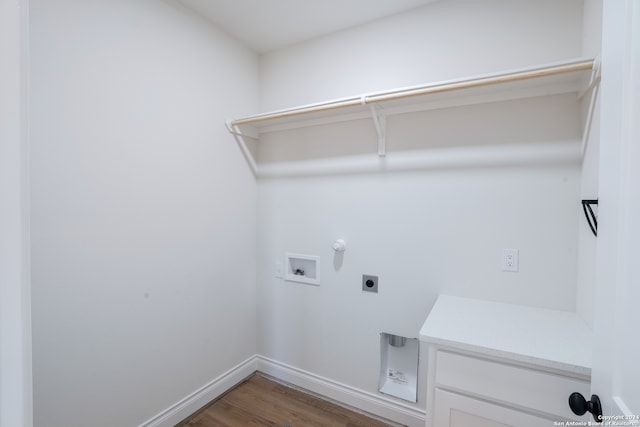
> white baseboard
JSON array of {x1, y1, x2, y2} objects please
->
[
  {"x1": 256, "y1": 355, "x2": 426, "y2": 427},
  {"x1": 139, "y1": 354, "x2": 426, "y2": 427},
  {"x1": 137, "y1": 355, "x2": 258, "y2": 427}
]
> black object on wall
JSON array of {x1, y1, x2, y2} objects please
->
[{"x1": 582, "y1": 199, "x2": 598, "y2": 237}]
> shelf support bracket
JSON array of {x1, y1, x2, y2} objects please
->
[
  {"x1": 368, "y1": 104, "x2": 386, "y2": 157},
  {"x1": 580, "y1": 58, "x2": 602, "y2": 158},
  {"x1": 225, "y1": 119, "x2": 258, "y2": 176}
]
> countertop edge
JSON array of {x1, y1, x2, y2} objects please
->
[
  {"x1": 419, "y1": 295, "x2": 593, "y2": 378},
  {"x1": 420, "y1": 334, "x2": 592, "y2": 377}
]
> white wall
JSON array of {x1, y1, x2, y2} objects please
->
[
  {"x1": 576, "y1": 0, "x2": 602, "y2": 328},
  {"x1": 0, "y1": 0, "x2": 32, "y2": 426},
  {"x1": 256, "y1": 0, "x2": 585, "y2": 416},
  {"x1": 259, "y1": 0, "x2": 584, "y2": 112},
  {"x1": 29, "y1": 1, "x2": 258, "y2": 426}
]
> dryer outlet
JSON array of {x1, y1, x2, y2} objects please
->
[{"x1": 362, "y1": 275, "x2": 378, "y2": 293}]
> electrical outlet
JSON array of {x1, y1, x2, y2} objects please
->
[
  {"x1": 362, "y1": 275, "x2": 378, "y2": 293},
  {"x1": 502, "y1": 249, "x2": 519, "y2": 272}
]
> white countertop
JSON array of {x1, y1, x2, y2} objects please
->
[{"x1": 419, "y1": 295, "x2": 593, "y2": 376}]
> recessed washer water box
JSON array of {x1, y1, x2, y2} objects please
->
[
  {"x1": 379, "y1": 333, "x2": 419, "y2": 403},
  {"x1": 285, "y1": 253, "x2": 319, "y2": 285}
]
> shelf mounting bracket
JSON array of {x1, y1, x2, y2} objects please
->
[
  {"x1": 579, "y1": 58, "x2": 602, "y2": 158},
  {"x1": 225, "y1": 119, "x2": 258, "y2": 176},
  {"x1": 368, "y1": 104, "x2": 386, "y2": 157}
]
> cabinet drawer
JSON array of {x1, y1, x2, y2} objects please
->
[
  {"x1": 435, "y1": 351, "x2": 590, "y2": 421},
  {"x1": 435, "y1": 388, "x2": 553, "y2": 427}
]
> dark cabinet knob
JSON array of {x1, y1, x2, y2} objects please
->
[{"x1": 569, "y1": 392, "x2": 602, "y2": 422}]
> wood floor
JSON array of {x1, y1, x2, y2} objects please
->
[{"x1": 176, "y1": 374, "x2": 395, "y2": 427}]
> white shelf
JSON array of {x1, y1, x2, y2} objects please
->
[
  {"x1": 229, "y1": 58, "x2": 596, "y2": 135},
  {"x1": 226, "y1": 57, "x2": 599, "y2": 175}
]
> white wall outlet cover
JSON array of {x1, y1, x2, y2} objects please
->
[
  {"x1": 502, "y1": 248, "x2": 519, "y2": 272},
  {"x1": 274, "y1": 262, "x2": 284, "y2": 278}
]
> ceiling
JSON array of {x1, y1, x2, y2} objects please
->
[{"x1": 178, "y1": 0, "x2": 439, "y2": 53}]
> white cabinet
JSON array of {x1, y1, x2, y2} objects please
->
[
  {"x1": 427, "y1": 347, "x2": 591, "y2": 426},
  {"x1": 420, "y1": 296, "x2": 593, "y2": 427},
  {"x1": 434, "y1": 389, "x2": 551, "y2": 427}
]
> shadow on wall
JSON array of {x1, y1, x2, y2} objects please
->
[{"x1": 256, "y1": 94, "x2": 580, "y2": 165}]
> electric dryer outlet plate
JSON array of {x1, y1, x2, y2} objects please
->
[{"x1": 362, "y1": 274, "x2": 378, "y2": 293}]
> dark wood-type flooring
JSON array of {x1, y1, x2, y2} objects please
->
[{"x1": 176, "y1": 374, "x2": 395, "y2": 427}]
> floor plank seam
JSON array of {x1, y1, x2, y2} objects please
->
[
  {"x1": 175, "y1": 372, "x2": 399, "y2": 427},
  {"x1": 254, "y1": 372, "x2": 403, "y2": 426}
]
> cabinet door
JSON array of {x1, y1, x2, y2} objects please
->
[{"x1": 434, "y1": 389, "x2": 553, "y2": 427}]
